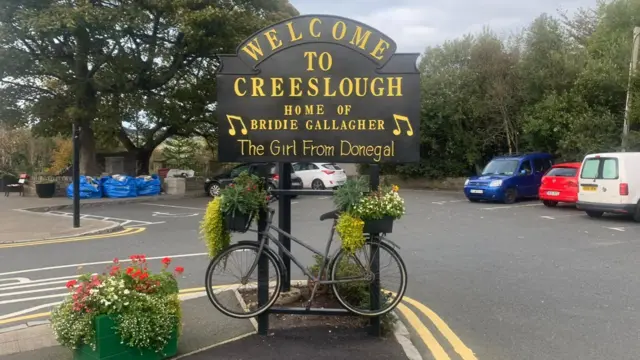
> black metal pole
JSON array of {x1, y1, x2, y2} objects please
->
[
  {"x1": 257, "y1": 206, "x2": 269, "y2": 335},
  {"x1": 368, "y1": 164, "x2": 381, "y2": 336},
  {"x1": 277, "y1": 162, "x2": 292, "y2": 292},
  {"x1": 72, "y1": 124, "x2": 81, "y2": 228}
]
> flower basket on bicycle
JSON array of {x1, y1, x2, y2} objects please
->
[
  {"x1": 200, "y1": 171, "x2": 268, "y2": 258},
  {"x1": 363, "y1": 215, "x2": 394, "y2": 234},
  {"x1": 224, "y1": 211, "x2": 254, "y2": 233},
  {"x1": 333, "y1": 178, "x2": 404, "y2": 253}
]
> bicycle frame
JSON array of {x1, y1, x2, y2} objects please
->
[{"x1": 243, "y1": 207, "x2": 370, "y2": 287}]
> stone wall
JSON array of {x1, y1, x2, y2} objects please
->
[{"x1": 24, "y1": 175, "x2": 73, "y2": 197}]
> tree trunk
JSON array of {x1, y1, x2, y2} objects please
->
[
  {"x1": 135, "y1": 149, "x2": 153, "y2": 175},
  {"x1": 79, "y1": 123, "x2": 100, "y2": 176}
]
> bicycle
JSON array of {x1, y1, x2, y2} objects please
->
[{"x1": 205, "y1": 185, "x2": 408, "y2": 319}]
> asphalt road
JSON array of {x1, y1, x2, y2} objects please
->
[{"x1": 1, "y1": 191, "x2": 639, "y2": 360}]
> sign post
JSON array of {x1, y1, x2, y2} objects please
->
[
  {"x1": 216, "y1": 14, "x2": 420, "y2": 336},
  {"x1": 72, "y1": 124, "x2": 81, "y2": 228}
]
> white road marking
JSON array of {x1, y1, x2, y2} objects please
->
[
  {"x1": 140, "y1": 203, "x2": 206, "y2": 210},
  {"x1": 432, "y1": 201, "x2": 446, "y2": 205},
  {"x1": 480, "y1": 204, "x2": 543, "y2": 210},
  {"x1": 0, "y1": 286, "x2": 67, "y2": 298},
  {"x1": 540, "y1": 216, "x2": 555, "y2": 220},
  {"x1": 0, "y1": 293, "x2": 67, "y2": 305},
  {"x1": 0, "y1": 278, "x2": 28, "y2": 285},
  {"x1": 48, "y1": 211, "x2": 165, "y2": 227},
  {"x1": 605, "y1": 227, "x2": 625, "y2": 232},
  {"x1": 0, "y1": 301, "x2": 62, "y2": 321},
  {"x1": 318, "y1": 196, "x2": 330, "y2": 200},
  {"x1": 0, "y1": 253, "x2": 208, "y2": 277},
  {"x1": 291, "y1": 201, "x2": 299, "y2": 204},
  {"x1": 151, "y1": 212, "x2": 199, "y2": 218}
]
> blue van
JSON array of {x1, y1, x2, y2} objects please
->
[{"x1": 463, "y1": 153, "x2": 554, "y2": 204}]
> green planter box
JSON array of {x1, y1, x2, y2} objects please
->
[{"x1": 74, "y1": 315, "x2": 178, "y2": 360}]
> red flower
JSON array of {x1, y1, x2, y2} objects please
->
[
  {"x1": 113, "y1": 257, "x2": 119, "y2": 264},
  {"x1": 126, "y1": 267, "x2": 134, "y2": 275},
  {"x1": 161, "y1": 257, "x2": 171, "y2": 267},
  {"x1": 66, "y1": 280, "x2": 77, "y2": 289},
  {"x1": 109, "y1": 266, "x2": 119, "y2": 275},
  {"x1": 132, "y1": 270, "x2": 142, "y2": 278},
  {"x1": 139, "y1": 272, "x2": 149, "y2": 280},
  {"x1": 174, "y1": 266, "x2": 184, "y2": 274}
]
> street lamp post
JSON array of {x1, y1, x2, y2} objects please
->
[
  {"x1": 72, "y1": 123, "x2": 81, "y2": 228},
  {"x1": 622, "y1": 26, "x2": 640, "y2": 152}
]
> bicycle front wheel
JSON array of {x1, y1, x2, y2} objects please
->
[
  {"x1": 205, "y1": 243, "x2": 282, "y2": 319},
  {"x1": 330, "y1": 241, "x2": 407, "y2": 317}
]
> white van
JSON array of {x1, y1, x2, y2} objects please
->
[{"x1": 576, "y1": 152, "x2": 640, "y2": 221}]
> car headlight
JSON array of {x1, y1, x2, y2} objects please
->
[
  {"x1": 489, "y1": 180, "x2": 503, "y2": 187},
  {"x1": 464, "y1": 179, "x2": 469, "y2": 186}
]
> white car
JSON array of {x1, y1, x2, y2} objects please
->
[{"x1": 292, "y1": 162, "x2": 347, "y2": 189}]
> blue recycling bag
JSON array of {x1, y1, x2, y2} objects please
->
[
  {"x1": 66, "y1": 176, "x2": 102, "y2": 199},
  {"x1": 100, "y1": 175, "x2": 137, "y2": 198},
  {"x1": 135, "y1": 174, "x2": 161, "y2": 196}
]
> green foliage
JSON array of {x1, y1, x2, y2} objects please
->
[
  {"x1": 200, "y1": 197, "x2": 231, "y2": 258},
  {"x1": 353, "y1": 185, "x2": 405, "y2": 220},
  {"x1": 162, "y1": 137, "x2": 202, "y2": 170},
  {"x1": 335, "y1": 213, "x2": 365, "y2": 254},
  {"x1": 219, "y1": 171, "x2": 268, "y2": 217},
  {"x1": 333, "y1": 176, "x2": 368, "y2": 212},
  {"x1": 0, "y1": 0, "x2": 298, "y2": 173}
]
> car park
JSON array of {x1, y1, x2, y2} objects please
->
[
  {"x1": 292, "y1": 162, "x2": 347, "y2": 189},
  {"x1": 464, "y1": 152, "x2": 554, "y2": 204},
  {"x1": 204, "y1": 162, "x2": 302, "y2": 197},
  {"x1": 538, "y1": 162, "x2": 581, "y2": 207},
  {"x1": 576, "y1": 152, "x2": 640, "y2": 221}
]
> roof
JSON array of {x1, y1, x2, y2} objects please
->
[{"x1": 584, "y1": 152, "x2": 640, "y2": 158}]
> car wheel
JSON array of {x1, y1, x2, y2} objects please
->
[
  {"x1": 503, "y1": 189, "x2": 517, "y2": 204},
  {"x1": 208, "y1": 182, "x2": 221, "y2": 197},
  {"x1": 311, "y1": 179, "x2": 325, "y2": 190},
  {"x1": 633, "y1": 202, "x2": 640, "y2": 222},
  {"x1": 586, "y1": 210, "x2": 604, "y2": 218},
  {"x1": 543, "y1": 200, "x2": 558, "y2": 207}
]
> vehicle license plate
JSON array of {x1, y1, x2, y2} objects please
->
[
  {"x1": 470, "y1": 189, "x2": 483, "y2": 194},
  {"x1": 546, "y1": 191, "x2": 559, "y2": 196},
  {"x1": 581, "y1": 185, "x2": 596, "y2": 192}
]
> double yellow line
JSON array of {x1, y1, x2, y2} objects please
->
[
  {"x1": 0, "y1": 227, "x2": 145, "y2": 249},
  {"x1": 396, "y1": 295, "x2": 477, "y2": 360}
]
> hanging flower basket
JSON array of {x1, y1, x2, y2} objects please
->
[
  {"x1": 225, "y1": 212, "x2": 254, "y2": 233},
  {"x1": 363, "y1": 216, "x2": 394, "y2": 234}
]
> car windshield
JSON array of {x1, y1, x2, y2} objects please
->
[
  {"x1": 481, "y1": 159, "x2": 519, "y2": 175},
  {"x1": 546, "y1": 167, "x2": 577, "y2": 177}
]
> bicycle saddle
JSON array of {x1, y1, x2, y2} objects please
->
[{"x1": 319, "y1": 209, "x2": 340, "y2": 221}]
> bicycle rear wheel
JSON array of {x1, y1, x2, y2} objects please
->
[
  {"x1": 330, "y1": 241, "x2": 407, "y2": 317},
  {"x1": 205, "y1": 243, "x2": 282, "y2": 319}
]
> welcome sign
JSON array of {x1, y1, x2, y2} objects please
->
[{"x1": 217, "y1": 15, "x2": 420, "y2": 163}]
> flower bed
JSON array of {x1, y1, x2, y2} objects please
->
[{"x1": 50, "y1": 255, "x2": 185, "y2": 360}]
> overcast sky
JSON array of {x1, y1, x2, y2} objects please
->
[{"x1": 290, "y1": 0, "x2": 599, "y2": 53}]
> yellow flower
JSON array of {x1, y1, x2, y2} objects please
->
[{"x1": 392, "y1": 185, "x2": 399, "y2": 192}]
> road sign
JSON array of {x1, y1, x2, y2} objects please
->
[{"x1": 216, "y1": 15, "x2": 420, "y2": 163}]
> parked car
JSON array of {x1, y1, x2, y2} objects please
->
[
  {"x1": 464, "y1": 152, "x2": 554, "y2": 204},
  {"x1": 292, "y1": 162, "x2": 347, "y2": 189},
  {"x1": 538, "y1": 162, "x2": 581, "y2": 207},
  {"x1": 576, "y1": 152, "x2": 640, "y2": 221},
  {"x1": 204, "y1": 162, "x2": 302, "y2": 198}
]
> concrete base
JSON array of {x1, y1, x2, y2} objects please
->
[{"x1": 165, "y1": 177, "x2": 186, "y2": 195}]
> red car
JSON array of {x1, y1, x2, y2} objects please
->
[{"x1": 539, "y1": 162, "x2": 582, "y2": 207}]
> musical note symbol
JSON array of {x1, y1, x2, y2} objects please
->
[
  {"x1": 392, "y1": 114, "x2": 414, "y2": 136},
  {"x1": 227, "y1": 115, "x2": 248, "y2": 136}
]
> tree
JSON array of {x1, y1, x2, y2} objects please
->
[
  {"x1": 0, "y1": 0, "x2": 298, "y2": 174},
  {"x1": 162, "y1": 137, "x2": 202, "y2": 171}
]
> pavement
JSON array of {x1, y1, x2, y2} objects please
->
[{"x1": 0, "y1": 190, "x2": 639, "y2": 359}]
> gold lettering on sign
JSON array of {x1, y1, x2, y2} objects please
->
[
  {"x1": 237, "y1": 17, "x2": 392, "y2": 63},
  {"x1": 232, "y1": 77, "x2": 403, "y2": 97}
]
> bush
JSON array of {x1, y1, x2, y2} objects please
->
[{"x1": 308, "y1": 255, "x2": 397, "y2": 335}]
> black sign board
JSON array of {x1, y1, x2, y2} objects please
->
[{"x1": 217, "y1": 15, "x2": 420, "y2": 163}]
